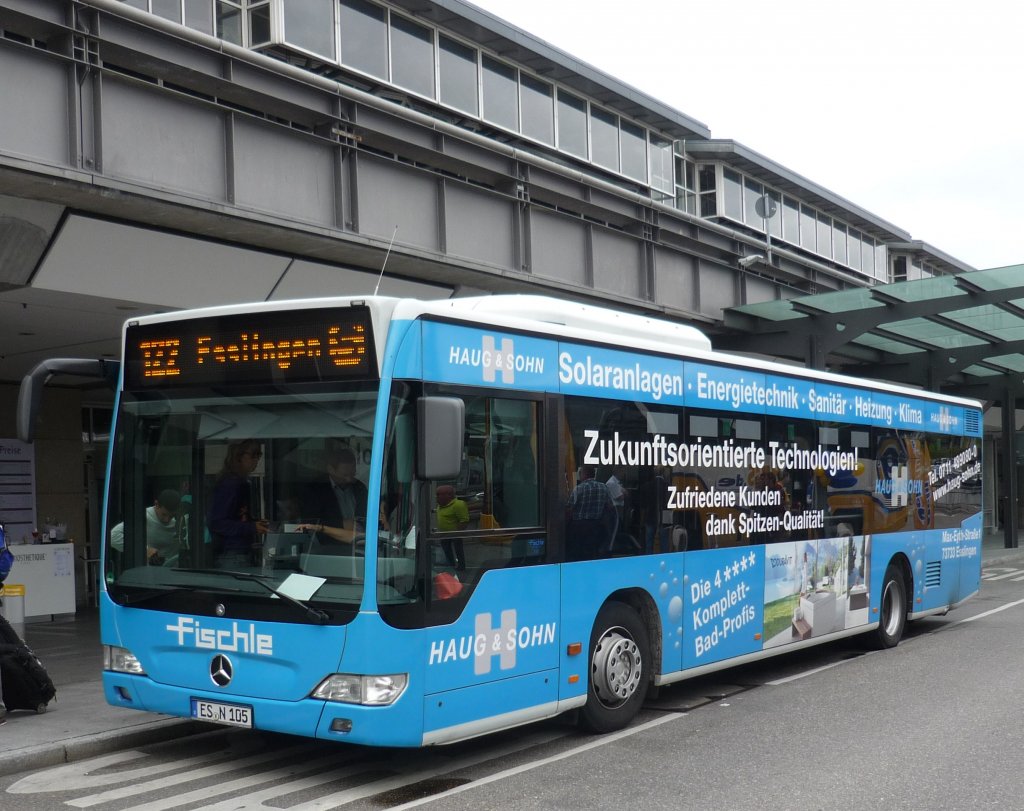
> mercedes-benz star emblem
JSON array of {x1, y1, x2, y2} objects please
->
[
  {"x1": 210, "y1": 654, "x2": 233, "y2": 687},
  {"x1": 215, "y1": 604, "x2": 226, "y2": 617}
]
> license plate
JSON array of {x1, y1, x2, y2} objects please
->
[{"x1": 191, "y1": 698, "x2": 253, "y2": 728}]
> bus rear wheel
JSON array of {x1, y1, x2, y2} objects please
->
[
  {"x1": 871, "y1": 564, "x2": 907, "y2": 649},
  {"x1": 580, "y1": 601, "x2": 650, "y2": 733}
]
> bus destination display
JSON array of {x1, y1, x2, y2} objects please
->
[{"x1": 124, "y1": 307, "x2": 376, "y2": 387}]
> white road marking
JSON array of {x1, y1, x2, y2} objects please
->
[
  {"x1": 939, "y1": 597, "x2": 1024, "y2": 628},
  {"x1": 981, "y1": 568, "x2": 1024, "y2": 581},
  {"x1": 764, "y1": 658, "x2": 854, "y2": 687},
  {"x1": 192, "y1": 729, "x2": 568, "y2": 811},
  {"x1": 384, "y1": 715, "x2": 682, "y2": 811},
  {"x1": 68, "y1": 743, "x2": 317, "y2": 807}
]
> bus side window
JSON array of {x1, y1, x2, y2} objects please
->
[{"x1": 431, "y1": 394, "x2": 542, "y2": 577}]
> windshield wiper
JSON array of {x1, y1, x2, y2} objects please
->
[{"x1": 172, "y1": 568, "x2": 330, "y2": 624}]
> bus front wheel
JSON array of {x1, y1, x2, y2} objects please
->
[
  {"x1": 580, "y1": 601, "x2": 650, "y2": 733},
  {"x1": 872, "y1": 564, "x2": 907, "y2": 649}
]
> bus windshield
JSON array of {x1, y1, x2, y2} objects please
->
[{"x1": 104, "y1": 383, "x2": 386, "y2": 620}]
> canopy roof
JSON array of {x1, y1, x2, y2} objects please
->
[{"x1": 717, "y1": 265, "x2": 1024, "y2": 404}]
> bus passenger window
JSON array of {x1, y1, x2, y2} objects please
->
[{"x1": 429, "y1": 393, "x2": 543, "y2": 579}]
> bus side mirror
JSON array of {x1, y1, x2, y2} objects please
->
[{"x1": 417, "y1": 397, "x2": 464, "y2": 480}]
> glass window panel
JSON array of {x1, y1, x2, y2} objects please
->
[
  {"x1": 800, "y1": 204, "x2": 816, "y2": 251},
  {"x1": 816, "y1": 212, "x2": 831, "y2": 258},
  {"x1": 216, "y1": 1, "x2": 241, "y2": 43},
  {"x1": 590, "y1": 106, "x2": 619, "y2": 171},
  {"x1": 152, "y1": 0, "x2": 182, "y2": 23},
  {"x1": 723, "y1": 169, "x2": 743, "y2": 221},
  {"x1": 556, "y1": 90, "x2": 588, "y2": 158},
  {"x1": 649, "y1": 135, "x2": 673, "y2": 195},
  {"x1": 847, "y1": 228, "x2": 862, "y2": 270},
  {"x1": 123, "y1": 0, "x2": 147, "y2": 9},
  {"x1": 743, "y1": 177, "x2": 763, "y2": 228},
  {"x1": 698, "y1": 165, "x2": 717, "y2": 217},
  {"x1": 861, "y1": 236, "x2": 874, "y2": 276},
  {"x1": 767, "y1": 190, "x2": 782, "y2": 238},
  {"x1": 832, "y1": 221, "x2": 847, "y2": 264},
  {"x1": 184, "y1": 0, "x2": 213, "y2": 33},
  {"x1": 340, "y1": 0, "x2": 388, "y2": 80},
  {"x1": 248, "y1": 3, "x2": 271, "y2": 46},
  {"x1": 520, "y1": 74, "x2": 554, "y2": 145},
  {"x1": 481, "y1": 55, "x2": 519, "y2": 131},
  {"x1": 782, "y1": 196, "x2": 800, "y2": 243},
  {"x1": 390, "y1": 14, "x2": 434, "y2": 98},
  {"x1": 876, "y1": 243, "x2": 887, "y2": 281},
  {"x1": 620, "y1": 120, "x2": 646, "y2": 181},
  {"x1": 676, "y1": 189, "x2": 697, "y2": 214},
  {"x1": 282, "y1": 0, "x2": 335, "y2": 59},
  {"x1": 439, "y1": 36, "x2": 477, "y2": 115}
]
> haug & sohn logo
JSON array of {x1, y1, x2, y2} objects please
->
[{"x1": 428, "y1": 609, "x2": 556, "y2": 674}]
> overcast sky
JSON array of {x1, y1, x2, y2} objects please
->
[{"x1": 468, "y1": 0, "x2": 1023, "y2": 271}]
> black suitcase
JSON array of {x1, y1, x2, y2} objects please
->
[{"x1": 0, "y1": 611, "x2": 57, "y2": 713}]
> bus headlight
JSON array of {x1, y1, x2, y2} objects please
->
[
  {"x1": 103, "y1": 645, "x2": 146, "y2": 675},
  {"x1": 312, "y1": 673, "x2": 408, "y2": 705}
]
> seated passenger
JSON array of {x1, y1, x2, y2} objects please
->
[{"x1": 110, "y1": 489, "x2": 181, "y2": 565}]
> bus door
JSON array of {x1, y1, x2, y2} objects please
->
[{"x1": 415, "y1": 389, "x2": 559, "y2": 741}]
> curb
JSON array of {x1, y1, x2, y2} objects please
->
[{"x1": 0, "y1": 719, "x2": 208, "y2": 779}]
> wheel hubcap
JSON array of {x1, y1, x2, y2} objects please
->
[
  {"x1": 882, "y1": 580, "x2": 901, "y2": 637},
  {"x1": 592, "y1": 627, "x2": 642, "y2": 708}
]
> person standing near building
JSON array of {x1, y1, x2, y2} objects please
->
[{"x1": 0, "y1": 522, "x2": 14, "y2": 725}]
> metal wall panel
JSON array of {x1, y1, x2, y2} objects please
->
[
  {"x1": 358, "y1": 106, "x2": 440, "y2": 151},
  {"x1": 234, "y1": 118, "x2": 335, "y2": 226},
  {"x1": 593, "y1": 228, "x2": 641, "y2": 298},
  {"x1": 0, "y1": 47, "x2": 69, "y2": 166},
  {"x1": 103, "y1": 78, "x2": 226, "y2": 199},
  {"x1": 530, "y1": 209, "x2": 587, "y2": 287},
  {"x1": 100, "y1": 16, "x2": 227, "y2": 78},
  {"x1": 697, "y1": 261, "x2": 737, "y2": 318},
  {"x1": 743, "y1": 274, "x2": 778, "y2": 307},
  {"x1": 357, "y1": 156, "x2": 439, "y2": 249},
  {"x1": 1, "y1": 0, "x2": 65, "y2": 22},
  {"x1": 653, "y1": 247, "x2": 696, "y2": 312},
  {"x1": 445, "y1": 182, "x2": 514, "y2": 268}
]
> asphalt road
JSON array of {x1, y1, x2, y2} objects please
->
[{"x1": 4, "y1": 565, "x2": 1023, "y2": 811}]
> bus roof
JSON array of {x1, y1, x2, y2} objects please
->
[{"x1": 123, "y1": 294, "x2": 982, "y2": 410}]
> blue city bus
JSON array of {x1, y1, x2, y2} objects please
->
[{"x1": 20, "y1": 295, "x2": 983, "y2": 746}]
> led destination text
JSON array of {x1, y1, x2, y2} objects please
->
[
  {"x1": 126, "y1": 307, "x2": 376, "y2": 387},
  {"x1": 141, "y1": 326, "x2": 365, "y2": 376}
]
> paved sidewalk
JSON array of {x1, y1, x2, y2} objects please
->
[
  {"x1": 2, "y1": 532, "x2": 1023, "y2": 778},
  {"x1": 1, "y1": 609, "x2": 205, "y2": 777}
]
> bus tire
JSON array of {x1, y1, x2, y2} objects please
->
[
  {"x1": 580, "y1": 601, "x2": 650, "y2": 733},
  {"x1": 871, "y1": 564, "x2": 907, "y2": 649}
]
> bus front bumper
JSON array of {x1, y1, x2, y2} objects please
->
[{"x1": 102, "y1": 672, "x2": 425, "y2": 747}]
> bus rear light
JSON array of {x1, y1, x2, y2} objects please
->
[
  {"x1": 312, "y1": 673, "x2": 408, "y2": 706},
  {"x1": 103, "y1": 645, "x2": 146, "y2": 675}
]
